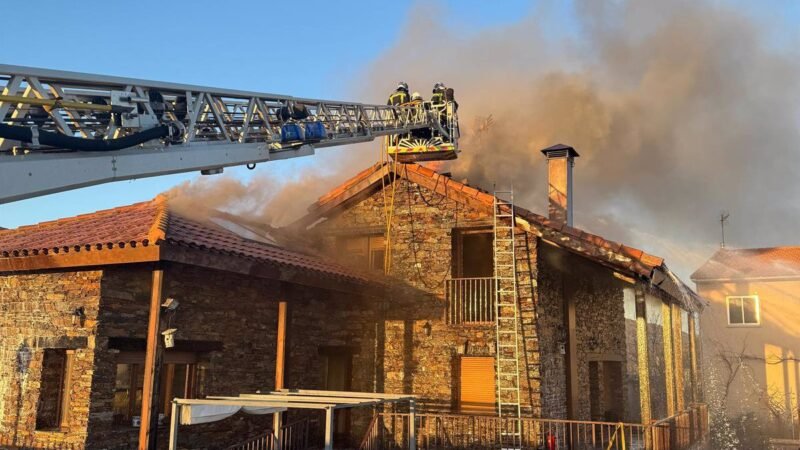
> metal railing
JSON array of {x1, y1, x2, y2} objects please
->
[
  {"x1": 361, "y1": 405, "x2": 709, "y2": 450},
  {"x1": 224, "y1": 418, "x2": 310, "y2": 450},
  {"x1": 648, "y1": 404, "x2": 708, "y2": 450},
  {"x1": 445, "y1": 278, "x2": 496, "y2": 324}
]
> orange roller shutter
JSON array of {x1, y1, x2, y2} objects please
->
[{"x1": 460, "y1": 356, "x2": 496, "y2": 413}]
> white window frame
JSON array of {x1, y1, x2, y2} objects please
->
[{"x1": 726, "y1": 295, "x2": 760, "y2": 326}]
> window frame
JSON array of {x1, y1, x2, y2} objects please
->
[
  {"x1": 35, "y1": 348, "x2": 74, "y2": 432},
  {"x1": 338, "y1": 234, "x2": 386, "y2": 272},
  {"x1": 112, "y1": 351, "x2": 202, "y2": 427},
  {"x1": 726, "y1": 295, "x2": 761, "y2": 327},
  {"x1": 451, "y1": 227, "x2": 494, "y2": 279}
]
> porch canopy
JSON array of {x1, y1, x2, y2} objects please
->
[{"x1": 168, "y1": 389, "x2": 416, "y2": 450}]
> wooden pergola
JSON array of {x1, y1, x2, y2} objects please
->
[{"x1": 168, "y1": 389, "x2": 416, "y2": 450}]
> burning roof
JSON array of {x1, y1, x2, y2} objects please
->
[{"x1": 0, "y1": 196, "x2": 370, "y2": 286}]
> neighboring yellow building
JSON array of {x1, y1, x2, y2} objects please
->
[{"x1": 692, "y1": 247, "x2": 800, "y2": 438}]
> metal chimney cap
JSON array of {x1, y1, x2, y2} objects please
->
[{"x1": 541, "y1": 143, "x2": 579, "y2": 158}]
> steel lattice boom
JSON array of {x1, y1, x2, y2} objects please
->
[{"x1": 0, "y1": 65, "x2": 457, "y2": 203}]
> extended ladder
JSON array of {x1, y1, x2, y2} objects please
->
[
  {"x1": 493, "y1": 190, "x2": 522, "y2": 449},
  {"x1": 0, "y1": 64, "x2": 458, "y2": 203}
]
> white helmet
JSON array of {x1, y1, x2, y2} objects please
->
[
  {"x1": 411, "y1": 91, "x2": 422, "y2": 101},
  {"x1": 397, "y1": 81, "x2": 409, "y2": 91}
]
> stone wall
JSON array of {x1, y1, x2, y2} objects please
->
[
  {"x1": 1, "y1": 262, "x2": 379, "y2": 449},
  {"x1": 0, "y1": 270, "x2": 101, "y2": 447},
  {"x1": 646, "y1": 294, "x2": 668, "y2": 420},
  {"x1": 312, "y1": 177, "x2": 542, "y2": 417},
  {"x1": 537, "y1": 244, "x2": 629, "y2": 421}
]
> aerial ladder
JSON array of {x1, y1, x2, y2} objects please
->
[{"x1": 0, "y1": 64, "x2": 459, "y2": 204}]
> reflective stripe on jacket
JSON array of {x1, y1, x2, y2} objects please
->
[{"x1": 388, "y1": 91, "x2": 409, "y2": 106}]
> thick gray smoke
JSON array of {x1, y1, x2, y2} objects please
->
[
  {"x1": 169, "y1": 0, "x2": 800, "y2": 282},
  {"x1": 354, "y1": 0, "x2": 800, "y2": 281}
]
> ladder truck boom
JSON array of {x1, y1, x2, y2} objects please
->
[{"x1": 0, "y1": 65, "x2": 459, "y2": 204}]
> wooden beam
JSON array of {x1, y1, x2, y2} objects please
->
[
  {"x1": 0, "y1": 245, "x2": 159, "y2": 273},
  {"x1": 275, "y1": 301, "x2": 288, "y2": 390},
  {"x1": 139, "y1": 269, "x2": 164, "y2": 450},
  {"x1": 635, "y1": 288, "x2": 652, "y2": 426},
  {"x1": 672, "y1": 305, "x2": 685, "y2": 411},
  {"x1": 688, "y1": 314, "x2": 699, "y2": 402},
  {"x1": 661, "y1": 301, "x2": 675, "y2": 417},
  {"x1": 274, "y1": 300, "x2": 288, "y2": 450},
  {"x1": 59, "y1": 350, "x2": 75, "y2": 430}
]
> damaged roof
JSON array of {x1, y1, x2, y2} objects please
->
[
  {"x1": 301, "y1": 162, "x2": 702, "y2": 308},
  {"x1": 692, "y1": 246, "x2": 800, "y2": 281},
  {"x1": 0, "y1": 196, "x2": 370, "y2": 286}
]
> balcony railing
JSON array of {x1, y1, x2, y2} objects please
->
[
  {"x1": 445, "y1": 277, "x2": 496, "y2": 324},
  {"x1": 360, "y1": 404, "x2": 708, "y2": 450}
]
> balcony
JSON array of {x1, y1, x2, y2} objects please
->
[{"x1": 445, "y1": 278, "x2": 496, "y2": 325}]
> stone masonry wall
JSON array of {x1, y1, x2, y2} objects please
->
[
  {"x1": 1, "y1": 262, "x2": 378, "y2": 450},
  {"x1": 0, "y1": 270, "x2": 102, "y2": 447},
  {"x1": 91, "y1": 262, "x2": 378, "y2": 450},
  {"x1": 313, "y1": 177, "x2": 543, "y2": 417},
  {"x1": 537, "y1": 244, "x2": 629, "y2": 421}
]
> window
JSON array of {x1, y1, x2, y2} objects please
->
[
  {"x1": 727, "y1": 295, "x2": 760, "y2": 325},
  {"x1": 112, "y1": 352, "x2": 205, "y2": 426},
  {"x1": 459, "y1": 357, "x2": 495, "y2": 413},
  {"x1": 453, "y1": 229, "x2": 493, "y2": 278},
  {"x1": 36, "y1": 349, "x2": 73, "y2": 431},
  {"x1": 340, "y1": 235, "x2": 385, "y2": 271}
]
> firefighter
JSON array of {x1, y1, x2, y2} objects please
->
[
  {"x1": 388, "y1": 81, "x2": 410, "y2": 106},
  {"x1": 430, "y1": 82, "x2": 451, "y2": 138},
  {"x1": 409, "y1": 92, "x2": 431, "y2": 140},
  {"x1": 430, "y1": 82, "x2": 446, "y2": 106}
]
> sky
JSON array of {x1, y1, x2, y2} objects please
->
[
  {"x1": 0, "y1": 0, "x2": 534, "y2": 228},
  {"x1": 1, "y1": 0, "x2": 799, "y2": 282}
]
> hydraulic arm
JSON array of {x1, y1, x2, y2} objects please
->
[{"x1": 0, "y1": 65, "x2": 458, "y2": 203}]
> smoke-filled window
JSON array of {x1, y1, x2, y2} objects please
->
[
  {"x1": 726, "y1": 295, "x2": 760, "y2": 326},
  {"x1": 339, "y1": 235, "x2": 385, "y2": 271}
]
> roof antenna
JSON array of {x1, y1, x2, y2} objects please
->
[{"x1": 719, "y1": 211, "x2": 730, "y2": 248}]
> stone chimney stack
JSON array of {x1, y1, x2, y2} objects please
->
[{"x1": 541, "y1": 144, "x2": 579, "y2": 227}]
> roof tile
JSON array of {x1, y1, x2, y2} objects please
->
[
  {"x1": 692, "y1": 246, "x2": 800, "y2": 281},
  {"x1": 0, "y1": 198, "x2": 368, "y2": 283}
]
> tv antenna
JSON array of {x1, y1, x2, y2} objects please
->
[{"x1": 720, "y1": 211, "x2": 730, "y2": 248}]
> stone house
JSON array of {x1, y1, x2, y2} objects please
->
[
  {"x1": 0, "y1": 197, "x2": 387, "y2": 449},
  {"x1": 295, "y1": 144, "x2": 706, "y2": 426},
  {"x1": 692, "y1": 247, "x2": 800, "y2": 438}
]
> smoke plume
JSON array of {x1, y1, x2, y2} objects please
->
[
  {"x1": 168, "y1": 0, "x2": 800, "y2": 281},
  {"x1": 354, "y1": 0, "x2": 800, "y2": 280}
]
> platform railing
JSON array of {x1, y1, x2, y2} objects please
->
[{"x1": 445, "y1": 277, "x2": 496, "y2": 324}]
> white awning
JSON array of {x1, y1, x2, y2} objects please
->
[
  {"x1": 178, "y1": 400, "x2": 286, "y2": 425},
  {"x1": 168, "y1": 389, "x2": 416, "y2": 450}
]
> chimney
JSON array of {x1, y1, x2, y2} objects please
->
[{"x1": 541, "y1": 144, "x2": 579, "y2": 226}]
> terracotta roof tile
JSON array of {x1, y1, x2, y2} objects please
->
[
  {"x1": 692, "y1": 246, "x2": 800, "y2": 281},
  {"x1": 0, "y1": 198, "x2": 368, "y2": 283},
  {"x1": 306, "y1": 162, "x2": 674, "y2": 279}
]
